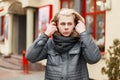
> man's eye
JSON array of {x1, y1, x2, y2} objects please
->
[
  {"x1": 61, "y1": 23, "x2": 65, "y2": 26},
  {"x1": 68, "y1": 23, "x2": 72, "y2": 26}
]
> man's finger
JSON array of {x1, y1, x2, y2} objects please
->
[{"x1": 51, "y1": 22, "x2": 56, "y2": 26}]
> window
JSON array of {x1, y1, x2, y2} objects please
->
[
  {"x1": 0, "y1": 16, "x2": 4, "y2": 42},
  {"x1": 85, "y1": 0, "x2": 106, "y2": 52},
  {"x1": 60, "y1": 0, "x2": 74, "y2": 9}
]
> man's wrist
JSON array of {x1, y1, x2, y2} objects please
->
[{"x1": 44, "y1": 32, "x2": 50, "y2": 37}]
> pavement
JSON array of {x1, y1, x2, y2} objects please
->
[
  {"x1": 0, "y1": 68, "x2": 45, "y2": 80},
  {"x1": 0, "y1": 54, "x2": 108, "y2": 80}
]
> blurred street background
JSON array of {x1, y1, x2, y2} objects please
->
[{"x1": 0, "y1": 0, "x2": 120, "y2": 80}]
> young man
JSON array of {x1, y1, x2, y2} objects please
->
[{"x1": 26, "y1": 8, "x2": 101, "y2": 80}]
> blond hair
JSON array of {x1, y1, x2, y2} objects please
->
[{"x1": 51, "y1": 8, "x2": 85, "y2": 37}]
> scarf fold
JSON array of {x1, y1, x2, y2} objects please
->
[{"x1": 53, "y1": 34, "x2": 79, "y2": 53}]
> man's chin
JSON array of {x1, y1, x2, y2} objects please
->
[{"x1": 62, "y1": 34, "x2": 71, "y2": 37}]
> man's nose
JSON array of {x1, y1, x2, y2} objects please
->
[{"x1": 64, "y1": 24, "x2": 69, "y2": 30}]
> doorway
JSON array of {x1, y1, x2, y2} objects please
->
[{"x1": 13, "y1": 15, "x2": 26, "y2": 55}]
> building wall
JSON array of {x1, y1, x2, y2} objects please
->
[
  {"x1": 20, "y1": 0, "x2": 60, "y2": 15},
  {"x1": 106, "y1": 0, "x2": 120, "y2": 52},
  {"x1": 39, "y1": 0, "x2": 60, "y2": 16},
  {"x1": 20, "y1": 0, "x2": 40, "y2": 8}
]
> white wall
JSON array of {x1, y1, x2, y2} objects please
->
[
  {"x1": 106, "y1": 0, "x2": 120, "y2": 52},
  {"x1": 39, "y1": 0, "x2": 60, "y2": 16}
]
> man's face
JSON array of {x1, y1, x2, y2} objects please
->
[{"x1": 57, "y1": 15, "x2": 75, "y2": 37}]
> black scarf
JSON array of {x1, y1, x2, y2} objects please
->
[{"x1": 53, "y1": 34, "x2": 79, "y2": 53}]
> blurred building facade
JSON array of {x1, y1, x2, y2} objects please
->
[
  {"x1": 105, "y1": 0, "x2": 120, "y2": 53},
  {"x1": 0, "y1": 0, "x2": 119, "y2": 57}
]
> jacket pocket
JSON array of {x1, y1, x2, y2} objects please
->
[
  {"x1": 47, "y1": 50, "x2": 61, "y2": 66},
  {"x1": 69, "y1": 49, "x2": 80, "y2": 66}
]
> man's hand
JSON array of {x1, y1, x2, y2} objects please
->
[
  {"x1": 45, "y1": 22, "x2": 57, "y2": 37},
  {"x1": 75, "y1": 20, "x2": 86, "y2": 34}
]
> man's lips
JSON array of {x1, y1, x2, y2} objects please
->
[{"x1": 63, "y1": 32, "x2": 69, "y2": 34}]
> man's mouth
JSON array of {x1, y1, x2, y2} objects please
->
[{"x1": 63, "y1": 32, "x2": 69, "y2": 34}]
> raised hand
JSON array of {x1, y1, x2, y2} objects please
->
[
  {"x1": 45, "y1": 22, "x2": 57, "y2": 37},
  {"x1": 75, "y1": 20, "x2": 86, "y2": 34}
]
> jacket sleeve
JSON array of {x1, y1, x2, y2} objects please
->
[
  {"x1": 26, "y1": 33, "x2": 49, "y2": 63},
  {"x1": 79, "y1": 31, "x2": 101, "y2": 64}
]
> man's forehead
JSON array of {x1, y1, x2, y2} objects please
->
[{"x1": 59, "y1": 15, "x2": 74, "y2": 22}]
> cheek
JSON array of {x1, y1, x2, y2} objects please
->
[
  {"x1": 58, "y1": 27, "x2": 64, "y2": 33},
  {"x1": 57, "y1": 26, "x2": 63, "y2": 32},
  {"x1": 70, "y1": 26, "x2": 75, "y2": 30}
]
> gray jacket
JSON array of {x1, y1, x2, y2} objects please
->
[{"x1": 26, "y1": 31, "x2": 101, "y2": 80}]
